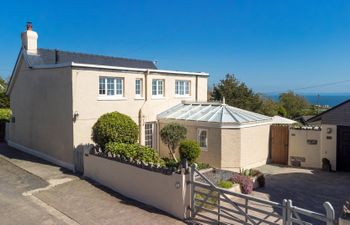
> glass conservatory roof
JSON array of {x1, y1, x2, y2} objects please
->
[{"x1": 157, "y1": 102, "x2": 272, "y2": 125}]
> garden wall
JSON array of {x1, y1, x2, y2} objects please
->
[
  {"x1": 288, "y1": 125, "x2": 337, "y2": 170},
  {"x1": 84, "y1": 153, "x2": 191, "y2": 219}
]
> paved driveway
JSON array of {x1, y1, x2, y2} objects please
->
[
  {"x1": 254, "y1": 164, "x2": 350, "y2": 219},
  {"x1": 0, "y1": 144, "x2": 185, "y2": 225}
]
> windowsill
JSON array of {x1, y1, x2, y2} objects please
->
[
  {"x1": 98, "y1": 96, "x2": 127, "y2": 101},
  {"x1": 200, "y1": 147, "x2": 208, "y2": 151},
  {"x1": 151, "y1": 96, "x2": 165, "y2": 100},
  {"x1": 175, "y1": 95, "x2": 192, "y2": 99},
  {"x1": 134, "y1": 96, "x2": 145, "y2": 100}
]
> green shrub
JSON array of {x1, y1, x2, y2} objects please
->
[
  {"x1": 217, "y1": 180, "x2": 233, "y2": 189},
  {"x1": 162, "y1": 157, "x2": 180, "y2": 169},
  {"x1": 0, "y1": 108, "x2": 11, "y2": 122},
  {"x1": 196, "y1": 162, "x2": 210, "y2": 170},
  {"x1": 179, "y1": 140, "x2": 200, "y2": 164},
  {"x1": 105, "y1": 142, "x2": 164, "y2": 165},
  {"x1": 92, "y1": 112, "x2": 138, "y2": 149}
]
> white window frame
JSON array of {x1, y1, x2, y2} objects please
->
[
  {"x1": 135, "y1": 78, "x2": 143, "y2": 99},
  {"x1": 175, "y1": 80, "x2": 191, "y2": 96},
  {"x1": 197, "y1": 128, "x2": 208, "y2": 151},
  {"x1": 145, "y1": 122, "x2": 157, "y2": 149},
  {"x1": 152, "y1": 79, "x2": 164, "y2": 98},
  {"x1": 98, "y1": 77, "x2": 125, "y2": 100}
]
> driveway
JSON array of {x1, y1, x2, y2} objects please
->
[
  {"x1": 0, "y1": 143, "x2": 185, "y2": 225},
  {"x1": 254, "y1": 164, "x2": 350, "y2": 219}
]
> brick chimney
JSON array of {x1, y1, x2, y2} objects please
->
[{"x1": 21, "y1": 22, "x2": 38, "y2": 54}]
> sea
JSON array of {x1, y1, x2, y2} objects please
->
[{"x1": 265, "y1": 93, "x2": 350, "y2": 107}]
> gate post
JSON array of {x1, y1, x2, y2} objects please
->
[
  {"x1": 282, "y1": 199, "x2": 288, "y2": 225},
  {"x1": 285, "y1": 200, "x2": 293, "y2": 225},
  {"x1": 323, "y1": 201, "x2": 335, "y2": 225},
  {"x1": 189, "y1": 164, "x2": 196, "y2": 218}
]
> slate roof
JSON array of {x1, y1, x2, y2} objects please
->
[
  {"x1": 26, "y1": 48, "x2": 157, "y2": 69},
  {"x1": 306, "y1": 99, "x2": 350, "y2": 123},
  {"x1": 157, "y1": 102, "x2": 272, "y2": 126}
]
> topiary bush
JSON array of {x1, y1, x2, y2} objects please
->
[
  {"x1": 105, "y1": 142, "x2": 164, "y2": 165},
  {"x1": 179, "y1": 139, "x2": 201, "y2": 164},
  {"x1": 160, "y1": 122, "x2": 187, "y2": 161},
  {"x1": 232, "y1": 174, "x2": 253, "y2": 194},
  {"x1": 92, "y1": 112, "x2": 138, "y2": 150}
]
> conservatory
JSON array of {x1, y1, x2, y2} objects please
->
[{"x1": 157, "y1": 102, "x2": 273, "y2": 170}]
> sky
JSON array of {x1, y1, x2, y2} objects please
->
[{"x1": 1, "y1": 0, "x2": 350, "y2": 93}]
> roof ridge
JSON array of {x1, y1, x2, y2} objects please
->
[{"x1": 38, "y1": 48, "x2": 155, "y2": 64}]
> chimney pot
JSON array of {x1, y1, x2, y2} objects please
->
[{"x1": 26, "y1": 22, "x2": 33, "y2": 31}]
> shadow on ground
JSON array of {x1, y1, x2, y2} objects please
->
[{"x1": 254, "y1": 164, "x2": 350, "y2": 223}]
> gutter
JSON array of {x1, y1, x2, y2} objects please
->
[{"x1": 71, "y1": 62, "x2": 208, "y2": 76}]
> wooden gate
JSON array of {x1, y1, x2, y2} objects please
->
[{"x1": 270, "y1": 125, "x2": 289, "y2": 165}]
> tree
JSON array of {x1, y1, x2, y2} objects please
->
[
  {"x1": 0, "y1": 77, "x2": 9, "y2": 108},
  {"x1": 257, "y1": 97, "x2": 280, "y2": 116},
  {"x1": 160, "y1": 123, "x2": 187, "y2": 162},
  {"x1": 212, "y1": 74, "x2": 262, "y2": 112},
  {"x1": 0, "y1": 77, "x2": 6, "y2": 93},
  {"x1": 279, "y1": 91, "x2": 311, "y2": 118}
]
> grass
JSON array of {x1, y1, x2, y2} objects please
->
[{"x1": 195, "y1": 189, "x2": 219, "y2": 210}]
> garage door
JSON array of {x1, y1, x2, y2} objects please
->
[{"x1": 337, "y1": 126, "x2": 350, "y2": 171}]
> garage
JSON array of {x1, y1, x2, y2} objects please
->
[{"x1": 337, "y1": 126, "x2": 350, "y2": 171}]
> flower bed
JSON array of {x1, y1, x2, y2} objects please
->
[
  {"x1": 199, "y1": 168, "x2": 265, "y2": 194},
  {"x1": 91, "y1": 147, "x2": 177, "y2": 175}
]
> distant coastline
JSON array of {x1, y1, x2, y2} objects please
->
[{"x1": 265, "y1": 93, "x2": 350, "y2": 107}]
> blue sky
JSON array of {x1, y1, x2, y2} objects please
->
[{"x1": 1, "y1": 0, "x2": 350, "y2": 93}]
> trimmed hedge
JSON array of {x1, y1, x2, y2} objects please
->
[
  {"x1": 92, "y1": 112, "x2": 138, "y2": 149},
  {"x1": 105, "y1": 142, "x2": 164, "y2": 165},
  {"x1": 179, "y1": 140, "x2": 201, "y2": 164},
  {"x1": 0, "y1": 108, "x2": 11, "y2": 122}
]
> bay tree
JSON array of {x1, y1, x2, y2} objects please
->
[{"x1": 160, "y1": 122, "x2": 187, "y2": 162}]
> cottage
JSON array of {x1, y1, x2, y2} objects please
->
[
  {"x1": 158, "y1": 102, "x2": 272, "y2": 170},
  {"x1": 6, "y1": 23, "x2": 208, "y2": 171}
]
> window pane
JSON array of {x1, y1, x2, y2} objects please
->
[
  {"x1": 180, "y1": 81, "x2": 184, "y2": 95},
  {"x1": 185, "y1": 81, "x2": 190, "y2": 95},
  {"x1": 199, "y1": 130, "x2": 207, "y2": 148},
  {"x1": 135, "y1": 79, "x2": 141, "y2": 95},
  {"x1": 158, "y1": 80, "x2": 163, "y2": 95},
  {"x1": 175, "y1": 81, "x2": 179, "y2": 95},
  {"x1": 152, "y1": 80, "x2": 157, "y2": 95},
  {"x1": 145, "y1": 123, "x2": 153, "y2": 148},
  {"x1": 107, "y1": 78, "x2": 114, "y2": 95},
  {"x1": 116, "y1": 78, "x2": 123, "y2": 95},
  {"x1": 99, "y1": 78, "x2": 106, "y2": 95}
]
